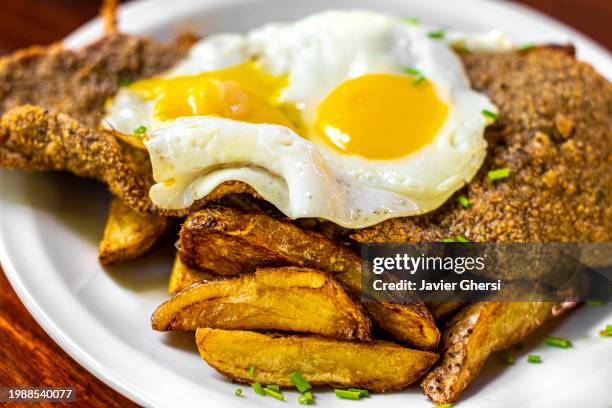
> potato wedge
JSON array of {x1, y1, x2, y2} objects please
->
[
  {"x1": 426, "y1": 301, "x2": 464, "y2": 321},
  {"x1": 422, "y1": 301, "x2": 555, "y2": 405},
  {"x1": 154, "y1": 267, "x2": 371, "y2": 341},
  {"x1": 99, "y1": 198, "x2": 170, "y2": 265},
  {"x1": 196, "y1": 328, "x2": 438, "y2": 392},
  {"x1": 168, "y1": 255, "x2": 214, "y2": 294},
  {"x1": 179, "y1": 207, "x2": 440, "y2": 350}
]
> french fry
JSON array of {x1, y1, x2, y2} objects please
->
[
  {"x1": 422, "y1": 301, "x2": 555, "y2": 405},
  {"x1": 99, "y1": 198, "x2": 170, "y2": 265},
  {"x1": 196, "y1": 328, "x2": 438, "y2": 392},
  {"x1": 154, "y1": 266, "x2": 371, "y2": 341}
]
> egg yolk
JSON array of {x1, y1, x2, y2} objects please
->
[
  {"x1": 128, "y1": 61, "x2": 294, "y2": 129},
  {"x1": 315, "y1": 73, "x2": 448, "y2": 160}
]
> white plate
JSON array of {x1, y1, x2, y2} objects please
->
[{"x1": 1, "y1": 1, "x2": 611, "y2": 407}]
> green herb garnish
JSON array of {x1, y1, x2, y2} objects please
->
[
  {"x1": 290, "y1": 372, "x2": 312, "y2": 393},
  {"x1": 298, "y1": 391, "x2": 315, "y2": 405},
  {"x1": 403, "y1": 66, "x2": 422, "y2": 76},
  {"x1": 527, "y1": 354, "x2": 542, "y2": 363},
  {"x1": 518, "y1": 43, "x2": 535, "y2": 51},
  {"x1": 235, "y1": 388, "x2": 242, "y2": 397},
  {"x1": 335, "y1": 389, "x2": 362, "y2": 400},
  {"x1": 442, "y1": 238, "x2": 456, "y2": 243},
  {"x1": 403, "y1": 16, "x2": 420, "y2": 25},
  {"x1": 481, "y1": 109, "x2": 498, "y2": 121},
  {"x1": 119, "y1": 78, "x2": 133, "y2": 87},
  {"x1": 402, "y1": 67, "x2": 426, "y2": 85},
  {"x1": 263, "y1": 388, "x2": 285, "y2": 400},
  {"x1": 348, "y1": 388, "x2": 369, "y2": 398},
  {"x1": 251, "y1": 382, "x2": 265, "y2": 396},
  {"x1": 266, "y1": 385, "x2": 280, "y2": 392},
  {"x1": 412, "y1": 75, "x2": 426, "y2": 86},
  {"x1": 248, "y1": 366, "x2": 256, "y2": 377},
  {"x1": 133, "y1": 125, "x2": 147, "y2": 135},
  {"x1": 435, "y1": 404, "x2": 453, "y2": 408},
  {"x1": 428, "y1": 29, "x2": 446, "y2": 39},
  {"x1": 600, "y1": 324, "x2": 612, "y2": 337},
  {"x1": 544, "y1": 336, "x2": 573, "y2": 348},
  {"x1": 457, "y1": 195, "x2": 471, "y2": 208},
  {"x1": 456, "y1": 235, "x2": 470, "y2": 243},
  {"x1": 488, "y1": 167, "x2": 510, "y2": 181}
]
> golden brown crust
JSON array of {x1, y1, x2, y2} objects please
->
[
  {"x1": 421, "y1": 301, "x2": 555, "y2": 404},
  {"x1": 0, "y1": 105, "x2": 156, "y2": 213},
  {"x1": 99, "y1": 198, "x2": 171, "y2": 265},
  {"x1": 351, "y1": 47, "x2": 611, "y2": 244},
  {"x1": 101, "y1": 0, "x2": 119, "y2": 33},
  {"x1": 0, "y1": 33, "x2": 193, "y2": 126},
  {"x1": 179, "y1": 206, "x2": 440, "y2": 350},
  {"x1": 196, "y1": 328, "x2": 438, "y2": 392},
  {"x1": 153, "y1": 266, "x2": 372, "y2": 341}
]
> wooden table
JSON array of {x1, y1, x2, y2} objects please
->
[{"x1": 0, "y1": 1, "x2": 609, "y2": 407}]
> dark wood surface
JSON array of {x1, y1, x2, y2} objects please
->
[{"x1": 0, "y1": 1, "x2": 609, "y2": 407}]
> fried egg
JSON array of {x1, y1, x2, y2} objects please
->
[{"x1": 103, "y1": 10, "x2": 500, "y2": 228}]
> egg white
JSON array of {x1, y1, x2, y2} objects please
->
[{"x1": 105, "y1": 10, "x2": 502, "y2": 228}]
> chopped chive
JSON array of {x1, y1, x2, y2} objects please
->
[
  {"x1": 428, "y1": 29, "x2": 446, "y2": 39},
  {"x1": 403, "y1": 66, "x2": 422, "y2": 76},
  {"x1": 235, "y1": 388, "x2": 242, "y2": 397},
  {"x1": 266, "y1": 385, "x2": 280, "y2": 392},
  {"x1": 133, "y1": 125, "x2": 147, "y2": 135},
  {"x1": 607, "y1": 325, "x2": 612, "y2": 331},
  {"x1": 518, "y1": 43, "x2": 535, "y2": 51},
  {"x1": 527, "y1": 354, "x2": 542, "y2": 363},
  {"x1": 335, "y1": 389, "x2": 362, "y2": 400},
  {"x1": 435, "y1": 404, "x2": 453, "y2": 408},
  {"x1": 251, "y1": 382, "x2": 265, "y2": 396},
  {"x1": 457, "y1": 195, "x2": 471, "y2": 208},
  {"x1": 481, "y1": 109, "x2": 498, "y2": 121},
  {"x1": 248, "y1": 366, "x2": 256, "y2": 377},
  {"x1": 544, "y1": 336, "x2": 573, "y2": 348},
  {"x1": 442, "y1": 238, "x2": 455, "y2": 243},
  {"x1": 119, "y1": 78, "x2": 133, "y2": 87},
  {"x1": 403, "y1": 16, "x2": 420, "y2": 25},
  {"x1": 501, "y1": 349, "x2": 515, "y2": 365},
  {"x1": 413, "y1": 75, "x2": 426, "y2": 86},
  {"x1": 263, "y1": 388, "x2": 285, "y2": 400},
  {"x1": 298, "y1": 391, "x2": 315, "y2": 405},
  {"x1": 586, "y1": 300, "x2": 605, "y2": 306},
  {"x1": 488, "y1": 167, "x2": 510, "y2": 181},
  {"x1": 456, "y1": 235, "x2": 470, "y2": 243},
  {"x1": 289, "y1": 371, "x2": 312, "y2": 392},
  {"x1": 348, "y1": 388, "x2": 369, "y2": 397},
  {"x1": 290, "y1": 372, "x2": 312, "y2": 393},
  {"x1": 600, "y1": 330, "x2": 612, "y2": 337}
]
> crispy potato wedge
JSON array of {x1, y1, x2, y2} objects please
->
[
  {"x1": 422, "y1": 301, "x2": 555, "y2": 405},
  {"x1": 154, "y1": 267, "x2": 371, "y2": 341},
  {"x1": 99, "y1": 198, "x2": 170, "y2": 265},
  {"x1": 196, "y1": 328, "x2": 438, "y2": 392},
  {"x1": 426, "y1": 301, "x2": 464, "y2": 321},
  {"x1": 179, "y1": 207, "x2": 440, "y2": 350},
  {"x1": 168, "y1": 255, "x2": 214, "y2": 294}
]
